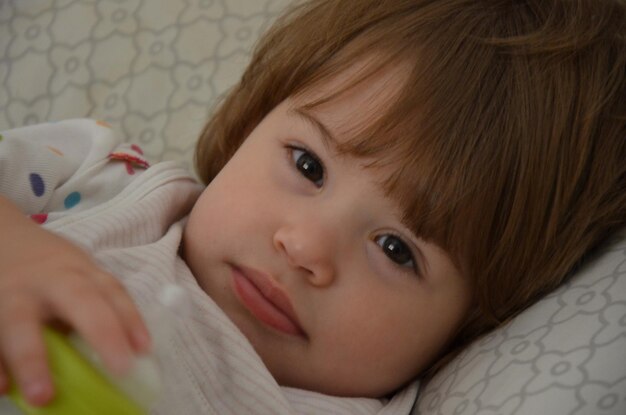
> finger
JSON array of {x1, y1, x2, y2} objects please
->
[
  {"x1": 93, "y1": 272, "x2": 151, "y2": 353},
  {"x1": 0, "y1": 296, "x2": 54, "y2": 406},
  {"x1": 48, "y1": 282, "x2": 134, "y2": 376}
]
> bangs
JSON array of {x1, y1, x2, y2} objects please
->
[
  {"x1": 277, "y1": 1, "x2": 528, "y2": 275},
  {"x1": 196, "y1": 0, "x2": 516, "y2": 271},
  {"x1": 292, "y1": 45, "x2": 474, "y2": 266}
]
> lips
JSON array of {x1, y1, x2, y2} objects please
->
[{"x1": 231, "y1": 265, "x2": 305, "y2": 337}]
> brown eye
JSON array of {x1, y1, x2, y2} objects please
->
[
  {"x1": 375, "y1": 234, "x2": 416, "y2": 270},
  {"x1": 291, "y1": 147, "x2": 324, "y2": 187}
]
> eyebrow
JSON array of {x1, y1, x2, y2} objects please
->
[{"x1": 289, "y1": 107, "x2": 337, "y2": 148}]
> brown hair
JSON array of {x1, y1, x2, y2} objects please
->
[{"x1": 196, "y1": 0, "x2": 626, "y2": 379}]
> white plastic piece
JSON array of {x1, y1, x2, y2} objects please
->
[{"x1": 69, "y1": 283, "x2": 192, "y2": 412}]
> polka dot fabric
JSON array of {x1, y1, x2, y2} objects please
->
[
  {"x1": 63, "y1": 191, "x2": 82, "y2": 209},
  {"x1": 108, "y1": 150, "x2": 150, "y2": 176},
  {"x1": 30, "y1": 213, "x2": 48, "y2": 224},
  {"x1": 0, "y1": 119, "x2": 154, "y2": 220},
  {"x1": 29, "y1": 173, "x2": 45, "y2": 197}
]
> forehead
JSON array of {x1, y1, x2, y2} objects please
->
[
  {"x1": 280, "y1": 59, "x2": 421, "y2": 223},
  {"x1": 283, "y1": 56, "x2": 448, "y2": 251},
  {"x1": 290, "y1": 57, "x2": 410, "y2": 147}
]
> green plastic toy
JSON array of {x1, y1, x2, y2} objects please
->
[{"x1": 8, "y1": 329, "x2": 147, "y2": 415}]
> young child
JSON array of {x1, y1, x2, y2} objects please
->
[{"x1": 0, "y1": 0, "x2": 624, "y2": 413}]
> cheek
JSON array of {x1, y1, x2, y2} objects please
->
[
  {"x1": 301, "y1": 287, "x2": 434, "y2": 395},
  {"x1": 316, "y1": 283, "x2": 409, "y2": 351},
  {"x1": 325, "y1": 283, "x2": 456, "y2": 364},
  {"x1": 187, "y1": 170, "x2": 279, "y2": 253},
  {"x1": 187, "y1": 192, "x2": 243, "y2": 257}
]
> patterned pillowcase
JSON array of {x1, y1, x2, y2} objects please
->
[
  {"x1": 413, "y1": 230, "x2": 626, "y2": 415},
  {"x1": 0, "y1": 0, "x2": 292, "y2": 174}
]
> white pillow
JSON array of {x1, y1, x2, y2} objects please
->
[{"x1": 413, "y1": 230, "x2": 626, "y2": 415}]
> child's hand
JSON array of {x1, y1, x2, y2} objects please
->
[{"x1": 0, "y1": 196, "x2": 151, "y2": 406}]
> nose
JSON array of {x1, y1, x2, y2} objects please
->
[{"x1": 272, "y1": 221, "x2": 336, "y2": 287}]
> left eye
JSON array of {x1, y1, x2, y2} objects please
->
[
  {"x1": 290, "y1": 147, "x2": 325, "y2": 187},
  {"x1": 375, "y1": 234, "x2": 416, "y2": 270}
]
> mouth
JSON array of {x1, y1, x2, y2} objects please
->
[{"x1": 231, "y1": 264, "x2": 306, "y2": 337}]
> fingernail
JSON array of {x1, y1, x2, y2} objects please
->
[
  {"x1": 25, "y1": 379, "x2": 52, "y2": 406},
  {"x1": 133, "y1": 330, "x2": 152, "y2": 353}
]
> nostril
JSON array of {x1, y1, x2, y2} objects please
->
[
  {"x1": 272, "y1": 225, "x2": 334, "y2": 285},
  {"x1": 273, "y1": 234, "x2": 295, "y2": 266},
  {"x1": 272, "y1": 232, "x2": 287, "y2": 254}
]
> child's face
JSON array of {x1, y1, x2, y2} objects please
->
[{"x1": 183, "y1": 66, "x2": 472, "y2": 397}]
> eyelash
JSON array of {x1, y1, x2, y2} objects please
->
[
  {"x1": 287, "y1": 145, "x2": 325, "y2": 187},
  {"x1": 286, "y1": 144, "x2": 420, "y2": 277}
]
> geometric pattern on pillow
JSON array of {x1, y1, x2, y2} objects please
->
[
  {"x1": 0, "y1": 0, "x2": 292, "y2": 174},
  {"x1": 414, "y1": 230, "x2": 626, "y2": 415}
]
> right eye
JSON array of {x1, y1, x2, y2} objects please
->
[
  {"x1": 374, "y1": 234, "x2": 417, "y2": 272},
  {"x1": 289, "y1": 146, "x2": 325, "y2": 187}
]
